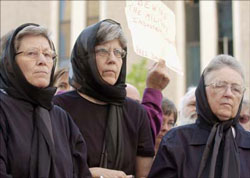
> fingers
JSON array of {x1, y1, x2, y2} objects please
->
[{"x1": 146, "y1": 59, "x2": 170, "y2": 90}]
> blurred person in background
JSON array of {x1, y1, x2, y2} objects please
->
[
  {"x1": 0, "y1": 24, "x2": 90, "y2": 178},
  {"x1": 239, "y1": 98, "x2": 250, "y2": 131},
  {"x1": 126, "y1": 59, "x2": 170, "y2": 144},
  {"x1": 126, "y1": 83, "x2": 140, "y2": 102},
  {"x1": 54, "y1": 19, "x2": 154, "y2": 178},
  {"x1": 178, "y1": 86, "x2": 197, "y2": 126},
  {"x1": 149, "y1": 54, "x2": 250, "y2": 178},
  {"x1": 155, "y1": 98, "x2": 177, "y2": 153},
  {"x1": 52, "y1": 68, "x2": 71, "y2": 95}
]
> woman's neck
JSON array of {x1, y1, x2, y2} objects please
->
[{"x1": 77, "y1": 91, "x2": 107, "y2": 105}]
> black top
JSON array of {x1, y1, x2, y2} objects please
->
[
  {"x1": 148, "y1": 120, "x2": 250, "y2": 178},
  {"x1": 149, "y1": 73, "x2": 249, "y2": 178},
  {"x1": 53, "y1": 90, "x2": 155, "y2": 175},
  {"x1": 0, "y1": 91, "x2": 91, "y2": 178},
  {"x1": 69, "y1": 19, "x2": 128, "y2": 170}
]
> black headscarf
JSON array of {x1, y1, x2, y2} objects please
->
[
  {"x1": 70, "y1": 19, "x2": 126, "y2": 169},
  {"x1": 196, "y1": 73, "x2": 242, "y2": 178},
  {"x1": 0, "y1": 23, "x2": 56, "y2": 109},
  {"x1": 0, "y1": 23, "x2": 57, "y2": 178}
]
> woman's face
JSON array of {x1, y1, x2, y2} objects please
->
[
  {"x1": 205, "y1": 67, "x2": 244, "y2": 121},
  {"x1": 15, "y1": 35, "x2": 54, "y2": 88},
  {"x1": 54, "y1": 72, "x2": 71, "y2": 95},
  {"x1": 155, "y1": 113, "x2": 175, "y2": 152},
  {"x1": 95, "y1": 39, "x2": 124, "y2": 85}
]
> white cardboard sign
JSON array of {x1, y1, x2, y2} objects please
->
[{"x1": 125, "y1": 1, "x2": 182, "y2": 74}]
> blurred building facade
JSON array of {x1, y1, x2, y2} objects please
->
[{"x1": 1, "y1": 0, "x2": 249, "y2": 105}]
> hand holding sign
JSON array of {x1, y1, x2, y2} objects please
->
[{"x1": 146, "y1": 59, "x2": 170, "y2": 91}]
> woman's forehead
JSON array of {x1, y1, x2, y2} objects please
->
[
  {"x1": 19, "y1": 35, "x2": 51, "y2": 48},
  {"x1": 205, "y1": 67, "x2": 243, "y2": 84}
]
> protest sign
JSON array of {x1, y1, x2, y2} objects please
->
[{"x1": 125, "y1": 1, "x2": 182, "y2": 74}]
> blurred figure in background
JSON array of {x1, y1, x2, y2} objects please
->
[
  {"x1": 126, "y1": 59, "x2": 170, "y2": 144},
  {"x1": 142, "y1": 59, "x2": 170, "y2": 143},
  {"x1": 178, "y1": 86, "x2": 197, "y2": 126},
  {"x1": 52, "y1": 68, "x2": 71, "y2": 95},
  {"x1": 126, "y1": 83, "x2": 140, "y2": 102},
  {"x1": 155, "y1": 98, "x2": 177, "y2": 153},
  {"x1": 239, "y1": 98, "x2": 250, "y2": 131}
]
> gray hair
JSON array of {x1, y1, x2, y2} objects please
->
[
  {"x1": 0, "y1": 30, "x2": 14, "y2": 58},
  {"x1": 14, "y1": 25, "x2": 53, "y2": 51},
  {"x1": 242, "y1": 98, "x2": 250, "y2": 107},
  {"x1": 96, "y1": 21, "x2": 127, "y2": 49},
  {"x1": 179, "y1": 86, "x2": 196, "y2": 113},
  {"x1": 162, "y1": 98, "x2": 178, "y2": 124},
  {"x1": 178, "y1": 86, "x2": 197, "y2": 126},
  {"x1": 204, "y1": 54, "x2": 245, "y2": 82}
]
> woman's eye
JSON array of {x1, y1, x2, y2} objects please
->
[{"x1": 27, "y1": 51, "x2": 37, "y2": 56}]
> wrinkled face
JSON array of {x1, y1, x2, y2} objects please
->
[
  {"x1": 15, "y1": 35, "x2": 54, "y2": 88},
  {"x1": 95, "y1": 39, "x2": 123, "y2": 85},
  {"x1": 54, "y1": 72, "x2": 71, "y2": 95},
  {"x1": 239, "y1": 103, "x2": 250, "y2": 131},
  {"x1": 155, "y1": 113, "x2": 175, "y2": 152},
  {"x1": 205, "y1": 67, "x2": 244, "y2": 121},
  {"x1": 183, "y1": 95, "x2": 197, "y2": 121}
]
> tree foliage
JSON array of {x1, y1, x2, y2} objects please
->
[{"x1": 126, "y1": 58, "x2": 148, "y2": 97}]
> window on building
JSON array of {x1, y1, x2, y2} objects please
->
[
  {"x1": 59, "y1": 1, "x2": 71, "y2": 68},
  {"x1": 217, "y1": 0, "x2": 233, "y2": 55},
  {"x1": 86, "y1": 1, "x2": 99, "y2": 26},
  {"x1": 185, "y1": 0, "x2": 200, "y2": 88}
]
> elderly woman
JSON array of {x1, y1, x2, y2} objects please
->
[
  {"x1": 53, "y1": 19, "x2": 154, "y2": 177},
  {"x1": 149, "y1": 54, "x2": 250, "y2": 178},
  {"x1": 0, "y1": 24, "x2": 91, "y2": 178}
]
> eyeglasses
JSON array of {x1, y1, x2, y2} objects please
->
[
  {"x1": 15, "y1": 48, "x2": 57, "y2": 62},
  {"x1": 95, "y1": 48, "x2": 126, "y2": 59},
  {"x1": 206, "y1": 81, "x2": 245, "y2": 96}
]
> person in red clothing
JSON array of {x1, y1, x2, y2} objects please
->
[{"x1": 126, "y1": 59, "x2": 170, "y2": 144}]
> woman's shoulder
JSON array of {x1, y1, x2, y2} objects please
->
[{"x1": 162, "y1": 124, "x2": 201, "y2": 146}]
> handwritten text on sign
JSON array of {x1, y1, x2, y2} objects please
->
[{"x1": 125, "y1": 1, "x2": 182, "y2": 74}]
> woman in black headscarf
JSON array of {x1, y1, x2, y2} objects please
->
[
  {"x1": 0, "y1": 23, "x2": 91, "y2": 178},
  {"x1": 148, "y1": 54, "x2": 250, "y2": 178},
  {"x1": 53, "y1": 19, "x2": 155, "y2": 178}
]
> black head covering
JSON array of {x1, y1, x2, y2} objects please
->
[
  {"x1": 0, "y1": 23, "x2": 57, "y2": 177},
  {"x1": 70, "y1": 19, "x2": 127, "y2": 169},
  {"x1": 71, "y1": 19, "x2": 127, "y2": 104},
  {"x1": 196, "y1": 73, "x2": 242, "y2": 178},
  {"x1": 0, "y1": 23, "x2": 56, "y2": 109}
]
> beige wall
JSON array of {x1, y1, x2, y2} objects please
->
[
  {"x1": 233, "y1": 1, "x2": 250, "y2": 100},
  {"x1": 0, "y1": 1, "x2": 59, "y2": 49}
]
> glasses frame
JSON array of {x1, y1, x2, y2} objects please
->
[
  {"x1": 15, "y1": 48, "x2": 57, "y2": 62},
  {"x1": 205, "y1": 81, "x2": 246, "y2": 96},
  {"x1": 95, "y1": 48, "x2": 126, "y2": 59}
]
